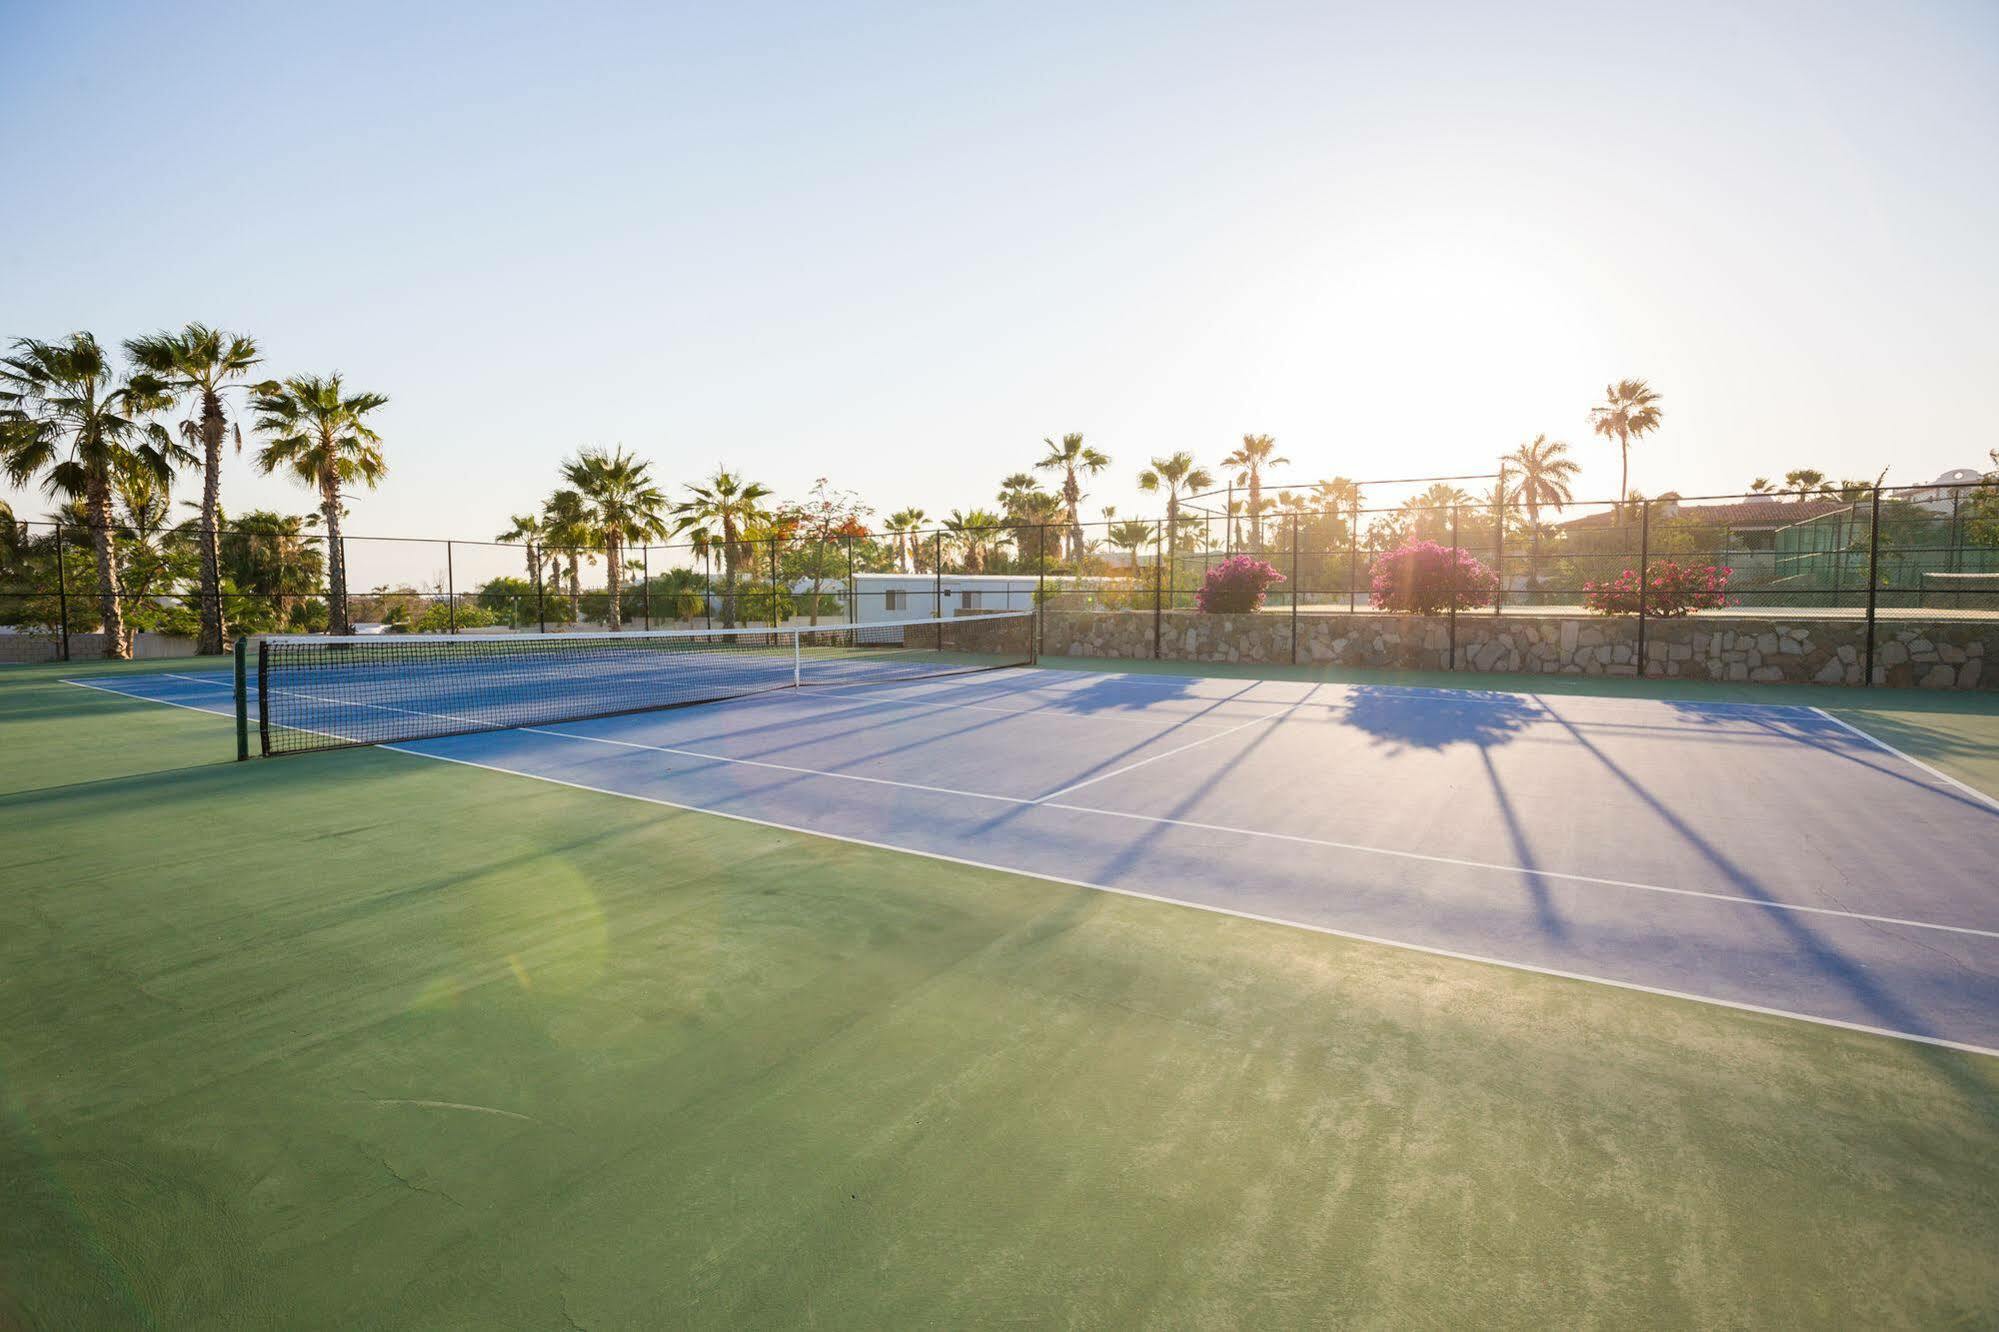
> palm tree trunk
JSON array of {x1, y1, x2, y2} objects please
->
[
  {"x1": 606, "y1": 531, "x2": 623, "y2": 631},
  {"x1": 87, "y1": 470, "x2": 128, "y2": 659},
  {"x1": 567, "y1": 555, "x2": 582, "y2": 625},
  {"x1": 1248, "y1": 473, "x2": 1262, "y2": 552},
  {"x1": 1619, "y1": 435, "x2": 1629, "y2": 514},
  {"x1": 321, "y1": 483, "x2": 348, "y2": 635},
  {"x1": 720, "y1": 539, "x2": 738, "y2": 629},
  {"x1": 196, "y1": 389, "x2": 227, "y2": 654},
  {"x1": 1065, "y1": 472, "x2": 1083, "y2": 568}
]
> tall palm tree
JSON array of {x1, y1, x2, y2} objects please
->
[
  {"x1": 1588, "y1": 379, "x2": 1663, "y2": 515},
  {"x1": 250, "y1": 374, "x2": 388, "y2": 635},
  {"x1": 561, "y1": 447, "x2": 668, "y2": 631},
  {"x1": 1749, "y1": 477, "x2": 1774, "y2": 494},
  {"x1": 541, "y1": 488, "x2": 598, "y2": 626},
  {"x1": 1222, "y1": 433, "x2": 1289, "y2": 551},
  {"x1": 125, "y1": 323, "x2": 262, "y2": 654},
  {"x1": 1035, "y1": 433, "x2": 1110, "y2": 566},
  {"x1": 1783, "y1": 468, "x2": 1827, "y2": 502},
  {"x1": 1137, "y1": 452, "x2": 1213, "y2": 581},
  {"x1": 0, "y1": 334, "x2": 182, "y2": 657},
  {"x1": 496, "y1": 513, "x2": 545, "y2": 587},
  {"x1": 1502, "y1": 434, "x2": 1579, "y2": 589},
  {"x1": 884, "y1": 507, "x2": 926, "y2": 573},
  {"x1": 670, "y1": 468, "x2": 771, "y2": 628},
  {"x1": 1106, "y1": 519, "x2": 1157, "y2": 580},
  {"x1": 944, "y1": 508, "x2": 1006, "y2": 573},
  {"x1": 997, "y1": 472, "x2": 1057, "y2": 564}
]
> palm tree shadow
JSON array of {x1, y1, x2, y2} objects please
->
[{"x1": 1543, "y1": 705, "x2": 1999, "y2": 1117}]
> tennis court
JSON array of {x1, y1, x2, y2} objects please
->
[{"x1": 73, "y1": 620, "x2": 1999, "y2": 1054}]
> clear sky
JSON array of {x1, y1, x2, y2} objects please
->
[{"x1": 5, "y1": 0, "x2": 1997, "y2": 558}]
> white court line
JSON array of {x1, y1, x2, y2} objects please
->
[
  {"x1": 63, "y1": 677, "x2": 229, "y2": 718},
  {"x1": 1033, "y1": 703, "x2": 1304, "y2": 802},
  {"x1": 376, "y1": 742, "x2": 1999, "y2": 1061},
  {"x1": 1810, "y1": 707, "x2": 1999, "y2": 813},
  {"x1": 515, "y1": 726, "x2": 1037, "y2": 806},
  {"x1": 64, "y1": 670, "x2": 1999, "y2": 1054},
  {"x1": 65, "y1": 674, "x2": 1999, "y2": 942}
]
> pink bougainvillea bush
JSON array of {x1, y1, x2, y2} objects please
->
[
  {"x1": 1368, "y1": 541, "x2": 1497, "y2": 614},
  {"x1": 1196, "y1": 555, "x2": 1287, "y2": 613},
  {"x1": 1582, "y1": 560, "x2": 1734, "y2": 616}
]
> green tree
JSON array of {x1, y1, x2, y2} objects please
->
[
  {"x1": 1503, "y1": 434, "x2": 1580, "y2": 588},
  {"x1": 1137, "y1": 452, "x2": 1213, "y2": 577},
  {"x1": 670, "y1": 468, "x2": 771, "y2": 628},
  {"x1": 496, "y1": 513, "x2": 546, "y2": 591},
  {"x1": 884, "y1": 507, "x2": 926, "y2": 573},
  {"x1": 541, "y1": 488, "x2": 599, "y2": 626},
  {"x1": 220, "y1": 509, "x2": 326, "y2": 630},
  {"x1": 944, "y1": 508, "x2": 1007, "y2": 573},
  {"x1": 1222, "y1": 433, "x2": 1289, "y2": 552},
  {"x1": 1106, "y1": 519, "x2": 1157, "y2": 581},
  {"x1": 0, "y1": 334, "x2": 183, "y2": 657},
  {"x1": 125, "y1": 323, "x2": 263, "y2": 653},
  {"x1": 775, "y1": 478, "x2": 871, "y2": 625},
  {"x1": 1783, "y1": 468, "x2": 1828, "y2": 502},
  {"x1": 1035, "y1": 433, "x2": 1109, "y2": 567},
  {"x1": 250, "y1": 373, "x2": 389, "y2": 635},
  {"x1": 1588, "y1": 378, "x2": 1663, "y2": 514},
  {"x1": 561, "y1": 447, "x2": 668, "y2": 632}
]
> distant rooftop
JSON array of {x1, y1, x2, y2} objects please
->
[{"x1": 1558, "y1": 498, "x2": 1852, "y2": 531}]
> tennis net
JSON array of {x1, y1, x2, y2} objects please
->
[{"x1": 252, "y1": 611, "x2": 1036, "y2": 756}]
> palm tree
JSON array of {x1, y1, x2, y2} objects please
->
[
  {"x1": 884, "y1": 507, "x2": 925, "y2": 573},
  {"x1": 125, "y1": 323, "x2": 262, "y2": 654},
  {"x1": 1137, "y1": 452, "x2": 1213, "y2": 581},
  {"x1": 1502, "y1": 434, "x2": 1580, "y2": 589},
  {"x1": 496, "y1": 513, "x2": 545, "y2": 588},
  {"x1": 1783, "y1": 468, "x2": 1827, "y2": 502},
  {"x1": 1587, "y1": 379, "x2": 1663, "y2": 515},
  {"x1": 0, "y1": 334, "x2": 182, "y2": 657},
  {"x1": 562, "y1": 447, "x2": 668, "y2": 631},
  {"x1": 250, "y1": 374, "x2": 389, "y2": 635},
  {"x1": 1035, "y1": 433, "x2": 1110, "y2": 566},
  {"x1": 541, "y1": 488, "x2": 598, "y2": 626},
  {"x1": 944, "y1": 508, "x2": 1007, "y2": 573},
  {"x1": 1106, "y1": 519, "x2": 1157, "y2": 580},
  {"x1": 670, "y1": 468, "x2": 770, "y2": 628},
  {"x1": 997, "y1": 472, "x2": 1057, "y2": 564},
  {"x1": 221, "y1": 509, "x2": 323, "y2": 628},
  {"x1": 1749, "y1": 477, "x2": 1774, "y2": 494},
  {"x1": 1221, "y1": 434, "x2": 1289, "y2": 551}
]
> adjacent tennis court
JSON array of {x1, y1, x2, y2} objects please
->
[{"x1": 74, "y1": 623, "x2": 1999, "y2": 1053}]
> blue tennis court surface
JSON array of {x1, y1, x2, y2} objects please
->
[{"x1": 73, "y1": 664, "x2": 1999, "y2": 1053}]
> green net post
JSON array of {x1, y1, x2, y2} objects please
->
[{"x1": 234, "y1": 637, "x2": 249, "y2": 761}]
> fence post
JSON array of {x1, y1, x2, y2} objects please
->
[
  {"x1": 1153, "y1": 528, "x2": 1164, "y2": 660},
  {"x1": 1493, "y1": 462, "x2": 1507, "y2": 618},
  {"x1": 769, "y1": 538, "x2": 780, "y2": 629},
  {"x1": 1636, "y1": 499, "x2": 1651, "y2": 676},
  {"x1": 1037, "y1": 524, "x2": 1047, "y2": 659},
  {"x1": 234, "y1": 637, "x2": 249, "y2": 761},
  {"x1": 934, "y1": 533, "x2": 944, "y2": 649},
  {"x1": 445, "y1": 540, "x2": 456, "y2": 634},
  {"x1": 1348, "y1": 502, "x2": 1360, "y2": 614},
  {"x1": 1448, "y1": 505, "x2": 1459, "y2": 670},
  {"x1": 641, "y1": 545, "x2": 652, "y2": 629},
  {"x1": 846, "y1": 534, "x2": 856, "y2": 624},
  {"x1": 1225, "y1": 482, "x2": 1235, "y2": 556},
  {"x1": 1290, "y1": 514, "x2": 1300, "y2": 665},
  {"x1": 340, "y1": 538, "x2": 351, "y2": 635},
  {"x1": 534, "y1": 542, "x2": 547, "y2": 632},
  {"x1": 1863, "y1": 486, "x2": 1883, "y2": 686},
  {"x1": 53, "y1": 521, "x2": 71, "y2": 662},
  {"x1": 703, "y1": 545, "x2": 713, "y2": 629}
]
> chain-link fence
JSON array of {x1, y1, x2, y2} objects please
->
[{"x1": 5, "y1": 478, "x2": 1995, "y2": 684}]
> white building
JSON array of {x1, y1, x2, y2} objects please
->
[{"x1": 790, "y1": 572, "x2": 1050, "y2": 622}]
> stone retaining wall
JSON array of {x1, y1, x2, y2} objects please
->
[{"x1": 1040, "y1": 611, "x2": 1993, "y2": 690}]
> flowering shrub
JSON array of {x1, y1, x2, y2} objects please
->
[
  {"x1": 1582, "y1": 560, "x2": 1734, "y2": 616},
  {"x1": 1369, "y1": 540, "x2": 1497, "y2": 613},
  {"x1": 1196, "y1": 555, "x2": 1286, "y2": 613}
]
